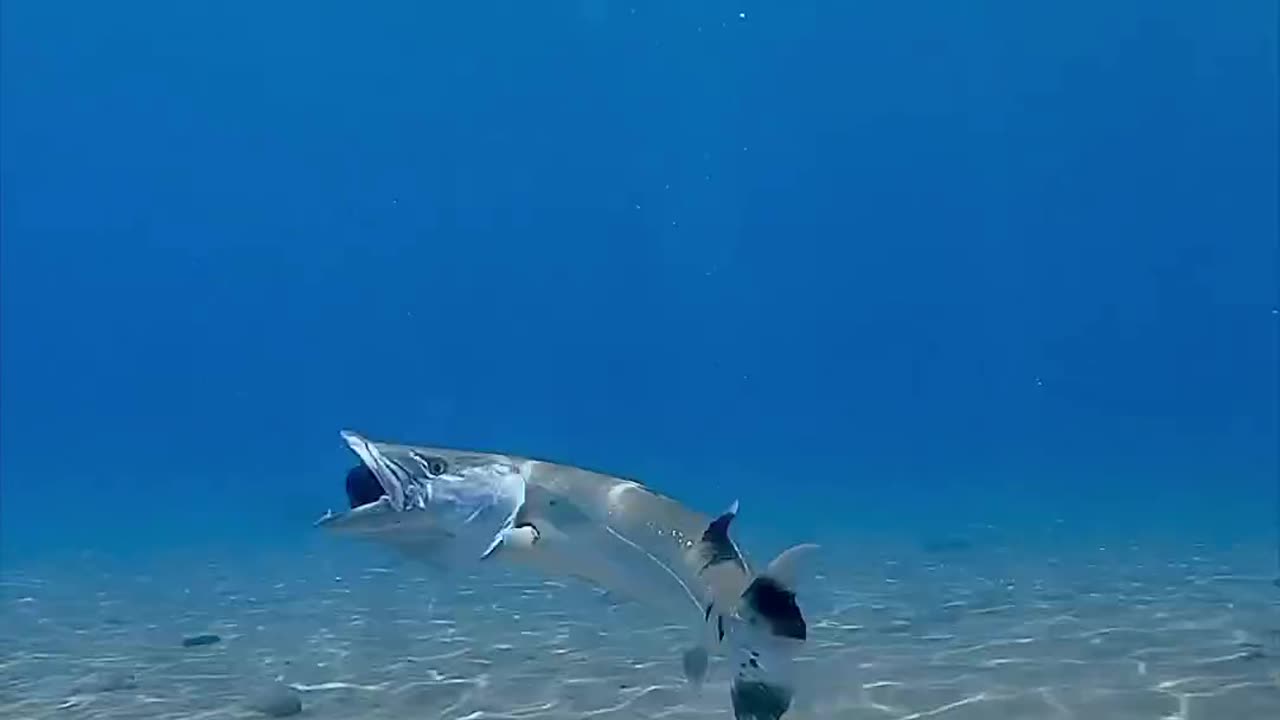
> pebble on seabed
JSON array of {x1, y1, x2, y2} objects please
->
[
  {"x1": 247, "y1": 683, "x2": 303, "y2": 718},
  {"x1": 181, "y1": 633, "x2": 222, "y2": 647}
]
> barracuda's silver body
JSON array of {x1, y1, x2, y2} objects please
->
[{"x1": 317, "y1": 430, "x2": 817, "y2": 720}]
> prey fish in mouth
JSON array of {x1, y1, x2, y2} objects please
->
[{"x1": 317, "y1": 430, "x2": 819, "y2": 720}]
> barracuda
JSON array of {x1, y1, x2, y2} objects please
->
[{"x1": 316, "y1": 430, "x2": 818, "y2": 720}]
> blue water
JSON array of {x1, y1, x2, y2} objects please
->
[{"x1": 1, "y1": 1, "x2": 1276, "y2": 564}]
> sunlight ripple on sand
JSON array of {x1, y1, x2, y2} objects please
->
[{"x1": 0, "y1": 540, "x2": 1278, "y2": 718}]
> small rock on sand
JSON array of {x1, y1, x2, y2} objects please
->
[
  {"x1": 181, "y1": 633, "x2": 222, "y2": 648},
  {"x1": 247, "y1": 683, "x2": 303, "y2": 718}
]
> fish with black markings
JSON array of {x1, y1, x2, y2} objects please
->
[{"x1": 317, "y1": 430, "x2": 818, "y2": 719}]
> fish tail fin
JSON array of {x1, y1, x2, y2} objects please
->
[{"x1": 729, "y1": 543, "x2": 820, "y2": 720}]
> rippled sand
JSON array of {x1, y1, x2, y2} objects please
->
[{"x1": 2, "y1": 537, "x2": 1278, "y2": 719}]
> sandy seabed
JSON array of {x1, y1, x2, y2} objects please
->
[{"x1": 2, "y1": 535, "x2": 1278, "y2": 719}]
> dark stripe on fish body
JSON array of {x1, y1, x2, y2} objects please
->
[
  {"x1": 383, "y1": 456, "x2": 420, "y2": 507},
  {"x1": 742, "y1": 577, "x2": 807, "y2": 641},
  {"x1": 384, "y1": 456, "x2": 417, "y2": 484}
]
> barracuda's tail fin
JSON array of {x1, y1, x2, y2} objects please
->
[{"x1": 729, "y1": 544, "x2": 820, "y2": 720}]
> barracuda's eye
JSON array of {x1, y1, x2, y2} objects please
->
[{"x1": 409, "y1": 451, "x2": 450, "y2": 478}]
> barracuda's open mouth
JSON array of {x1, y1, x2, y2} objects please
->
[
  {"x1": 345, "y1": 464, "x2": 384, "y2": 509},
  {"x1": 341, "y1": 430, "x2": 416, "y2": 510},
  {"x1": 313, "y1": 431, "x2": 416, "y2": 530}
]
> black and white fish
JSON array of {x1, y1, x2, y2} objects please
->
[{"x1": 317, "y1": 430, "x2": 818, "y2": 719}]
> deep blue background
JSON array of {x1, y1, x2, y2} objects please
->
[{"x1": 2, "y1": 1, "x2": 1276, "y2": 558}]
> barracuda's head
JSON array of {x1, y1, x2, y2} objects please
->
[{"x1": 315, "y1": 431, "x2": 529, "y2": 564}]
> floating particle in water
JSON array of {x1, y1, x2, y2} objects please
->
[{"x1": 181, "y1": 633, "x2": 222, "y2": 648}]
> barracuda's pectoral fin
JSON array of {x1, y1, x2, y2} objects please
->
[
  {"x1": 480, "y1": 482, "x2": 536, "y2": 561},
  {"x1": 481, "y1": 522, "x2": 540, "y2": 560}
]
